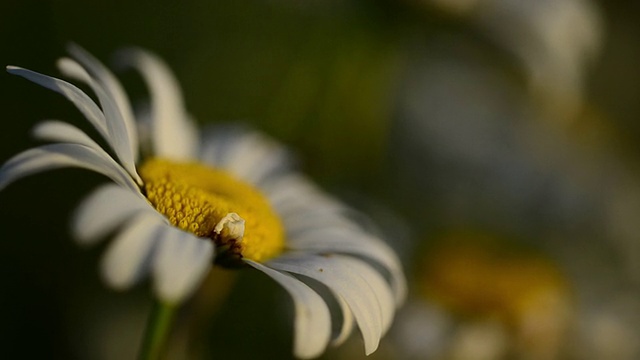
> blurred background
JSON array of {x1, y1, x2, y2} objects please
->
[{"x1": 1, "y1": 0, "x2": 640, "y2": 359}]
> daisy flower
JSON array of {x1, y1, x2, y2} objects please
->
[{"x1": 0, "y1": 45, "x2": 406, "y2": 359}]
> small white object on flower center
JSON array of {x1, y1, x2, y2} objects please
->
[{"x1": 214, "y1": 212, "x2": 245, "y2": 242}]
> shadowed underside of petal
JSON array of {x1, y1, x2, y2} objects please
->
[
  {"x1": 0, "y1": 143, "x2": 138, "y2": 192},
  {"x1": 72, "y1": 184, "x2": 157, "y2": 245},
  {"x1": 101, "y1": 213, "x2": 165, "y2": 289},
  {"x1": 152, "y1": 227, "x2": 214, "y2": 304},
  {"x1": 199, "y1": 128, "x2": 290, "y2": 186},
  {"x1": 331, "y1": 294, "x2": 355, "y2": 347},
  {"x1": 246, "y1": 259, "x2": 331, "y2": 359},
  {"x1": 281, "y1": 209, "x2": 356, "y2": 238},
  {"x1": 267, "y1": 254, "x2": 385, "y2": 355},
  {"x1": 265, "y1": 174, "x2": 345, "y2": 217},
  {"x1": 115, "y1": 48, "x2": 198, "y2": 160}
]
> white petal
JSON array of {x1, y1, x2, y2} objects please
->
[
  {"x1": 283, "y1": 215, "x2": 356, "y2": 240},
  {"x1": 32, "y1": 120, "x2": 108, "y2": 154},
  {"x1": 6, "y1": 66, "x2": 109, "y2": 141},
  {"x1": 72, "y1": 184, "x2": 156, "y2": 245},
  {"x1": 57, "y1": 58, "x2": 141, "y2": 184},
  {"x1": 101, "y1": 213, "x2": 165, "y2": 289},
  {"x1": 116, "y1": 48, "x2": 198, "y2": 160},
  {"x1": 341, "y1": 256, "x2": 395, "y2": 336},
  {"x1": 152, "y1": 228, "x2": 214, "y2": 304},
  {"x1": 199, "y1": 128, "x2": 290, "y2": 185},
  {"x1": 198, "y1": 126, "x2": 236, "y2": 165},
  {"x1": 267, "y1": 254, "x2": 383, "y2": 355},
  {"x1": 0, "y1": 144, "x2": 139, "y2": 192},
  {"x1": 282, "y1": 207, "x2": 356, "y2": 237},
  {"x1": 264, "y1": 174, "x2": 346, "y2": 218},
  {"x1": 67, "y1": 43, "x2": 139, "y2": 162},
  {"x1": 263, "y1": 173, "x2": 407, "y2": 306},
  {"x1": 331, "y1": 292, "x2": 355, "y2": 347},
  {"x1": 289, "y1": 228, "x2": 407, "y2": 307},
  {"x1": 245, "y1": 259, "x2": 331, "y2": 359}
]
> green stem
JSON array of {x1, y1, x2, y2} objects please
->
[{"x1": 138, "y1": 300, "x2": 177, "y2": 360}]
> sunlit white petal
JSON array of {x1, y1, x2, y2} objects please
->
[
  {"x1": 340, "y1": 255, "x2": 395, "y2": 335},
  {"x1": 289, "y1": 228, "x2": 407, "y2": 306},
  {"x1": 115, "y1": 48, "x2": 198, "y2": 160},
  {"x1": 67, "y1": 43, "x2": 139, "y2": 162},
  {"x1": 57, "y1": 57, "x2": 141, "y2": 184},
  {"x1": 0, "y1": 144, "x2": 138, "y2": 192}
]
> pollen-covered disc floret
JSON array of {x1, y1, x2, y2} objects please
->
[{"x1": 139, "y1": 158, "x2": 284, "y2": 264}]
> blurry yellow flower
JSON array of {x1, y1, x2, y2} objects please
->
[{"x1": 420, "y1": 232, "x2": 572, "y2": 359}]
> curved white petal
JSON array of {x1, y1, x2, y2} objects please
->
[
  {"x1": 0, "y1": 144, "x2": 139, "y2": 192},
  {"x1": 67, "y1": 43, "x2": 139, "y2": 162},
  {"x1": 246, "y1": 259, "x2": 331, "y2": 359},
  {"x1": 57, "y1": 58, "x2": 141, "y2": 184},
  {"x1": 116, "y1": 48, "x2": 198, "y2": 160},
  {"x1": 6, "y1": 66, "x2": 109, "y2": 142},
  {"x1": 288, "y1": 228, "x2": 407, "y2": 307},
  {"x1": 152, "y1": 227, "x2": 214, "y2": 304},
  {"x1": 32, "y1": 120, "x2": 106, "y2": 154},
  {"x1": 72, "y1": 184, "x2": 157, "y2": 245},
  {"x1": 267, "y1": 254, "x2": 383, "y2": 355},
  {"x1": 101, "y1": 213, "x2": 165, "y2": 289},
  {"x1": 259, "y1": 164, "x2": 407, "y2": 307},
  {"x1": 331, "y1": 295, "x2": 355, "y2": 347},
  {"x1": 340, "y1": 255, "x2": 395, "y2": 335}
]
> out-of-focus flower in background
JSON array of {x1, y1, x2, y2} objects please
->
[
  {"x1": 387, "y1": 0, "x2": 640, "y2": 359},
  {"x1": 396, "y1": 231, "x2": 572, "y2": 360},
  {"x1": 391, "y1": 231, "x2": 640, "y2": 360},
  {"x1": 415, "y1": 0, "x2": 604, "y2": 120}
]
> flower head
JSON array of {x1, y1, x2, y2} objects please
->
[{"x1": 0, "y1": 44, "x2": 406, "y2": 358}]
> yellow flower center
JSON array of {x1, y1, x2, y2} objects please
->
[{"x1": 139, "y1": 158, "x2": 285, "y2": 265}]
